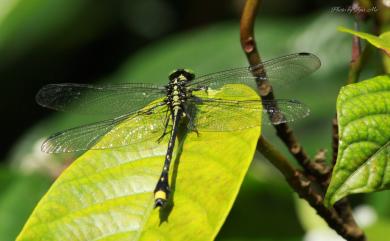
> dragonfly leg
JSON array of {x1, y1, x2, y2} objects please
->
[
  {"x1": 190, "y1": 119, "x2": 200, "y2": 137},
  {"x1": 157, "y1": 132, "x2": 168, "y2": 143},
  {"x1": 193, "y1": 128, "x2": 200, "y2": 137},
  {"x1": 183, "y1": 105, "x2": 199, "y2": 137},
  {"x1": 157, "y1": 109, "x2": 171, "y2": 143},
  {"x1": 191, "y1": 85, "x2": 208, "y2": 94}
]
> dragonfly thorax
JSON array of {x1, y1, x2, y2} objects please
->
[
  {"x1": 166, "y1": 69, "x2": 195, "y2": 109},
  {"x1": 166, "y1": 81, "x2": 188, "y2": 108}
]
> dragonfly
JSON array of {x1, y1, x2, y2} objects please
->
[{"x1": 36, "y1": 52, "x2": 321, "y2": 207}]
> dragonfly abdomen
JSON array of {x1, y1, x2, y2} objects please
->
[{"x1": 154, "y1": 107, "x2": 183, "y2": 207}]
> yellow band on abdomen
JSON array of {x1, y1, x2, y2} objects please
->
[{"x1": 155, "y1": 190, "x2": 167, "y2": 201}]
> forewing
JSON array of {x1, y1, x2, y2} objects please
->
[
  {"x1": 36, "y1": 83, "x2": 166, "y2": 117},
  {"x1": 188, "y1": 53, "x2": 320, "y2": 90},
  {"x1": 42, "y1": 104, "x2": 169, "y2": 153}
]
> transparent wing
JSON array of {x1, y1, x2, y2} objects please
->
[
  {"x1": 261, "y1": 99, "x2": 310, "y2": 125},
  {"x1": 187, "y1": 53, "x2": 320, "y2": 90},
  {"x1": 187, "y1": 98, "x2": 261, "y2": 131},
  {"x1": 187, "y1": 98, "x2": 309, "y2": 131},
  {"x1": 36, "y1": 83, "x2": 166, "y2": 116},
  {"x1": 42, "y1": 103, "x2": 169, "y2": 153}
]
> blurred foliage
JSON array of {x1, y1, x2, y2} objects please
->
[
  {"x1": 338, "y1": 26, "x2": 390, "y2": 54},
  {"x1": 0, "y1": 168, "x2": 51, "y2": 241},
  {"x1": 0, "y1": 0, "x2": 389, "y2": 240},
  {"x1": 0, "y1": 0, "x2": 90, "y2": 64}
]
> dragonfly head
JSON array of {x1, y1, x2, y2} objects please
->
[{"x1": 169, "y1": 69, "x2": 195, "y2": 82}]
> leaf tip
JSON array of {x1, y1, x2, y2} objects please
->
[{"x1": 337, "y1": 26, "x2": 349, "y2": 33}]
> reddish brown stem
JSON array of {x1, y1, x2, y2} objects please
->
[
  {"x1": 240, "y1": 0, "x2": 367, "y2": 240},
  {"x1": 240, "y1": 0, "x2": 328, "y2": 179},
  {"x1": 258, "y1": 137, "x2": 366, "y2": 241}
]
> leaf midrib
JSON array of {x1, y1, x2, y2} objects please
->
[{"x1": 337, "y1": 140, "x2": 390, "y2": 194}]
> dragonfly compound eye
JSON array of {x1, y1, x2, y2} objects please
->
[{"x1": 169, "y1": 69, "x2": 195, "y2": 81}]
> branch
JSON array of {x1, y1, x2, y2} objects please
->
[
  {"x1": 239, "y1": 0, "x2": 328, "y2": 179},
  {"x1": 240, "y1": 1, "x2": 367, "y2": 240},
  {"x1": 258, "y1": 137, "x2": 366, "y2": 241},
  {"x1": 346, "y1": 21, "x2": 368, "y2": 85},
  {"x1": 329, "y1": 10, "x2": 369, "y2": 233}
]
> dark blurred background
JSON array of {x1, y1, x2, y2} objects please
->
[{"x1": 0, "y1": 0, "x2": 348, "y2": 161}]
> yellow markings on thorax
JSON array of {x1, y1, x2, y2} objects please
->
[{"x1": 172, "y1": 75, "x2": 187, "y2": 108}]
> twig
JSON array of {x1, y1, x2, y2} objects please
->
[
  {"x1": 240, "y1": 0, "x2": 367, "y2": 240},
  {"x1": 334, "y1": 198, "x2": 361, "y2": 233},
  {"x1": 314, "y1": 149, "x2": 327, "y2": 163},
  {"x1": 328, "y1": 11, "x2": 368, "y2": 233},
  {"x1": 332, "y1": 3, "x2": 367, "y2": 170},
  {"x1": 258, "y1": 137, "x2": 366, "y2": 241},
  {"x1": 346, "y1": 20, "x2": 369, "y2": 85},
  {"x1": 313, "y1": 149, "x2": 332, "y2": 187},
  {"x1": 239, "y1": 0, "x2": 328, "y2": 179},
  {"x1": 331, "y1": 116, "x2": 358, "y2": 229}
]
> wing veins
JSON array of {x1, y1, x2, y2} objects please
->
[
  {"x1": 187, "y1": 53, "x2": 320, "y2": 89},
  {"x1": 36, "y1": 83, "x2": 166, "y2": 116},
  {"x1": 42, "y1": 103, "x2": 167, "y2": 153}
]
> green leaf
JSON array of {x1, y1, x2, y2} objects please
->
[
  {"x1": 337, "y1": 26, "x2": 390, "y2": 56},
  {"x1": 17, "y1": 84, "x2": 261, "y2": 241},
  {"x1": 325, "y1": 75, "x2": 390, "y2": 206}
]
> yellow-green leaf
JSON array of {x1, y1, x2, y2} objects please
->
[
  {"x1": 337, "y1": 26, "x2": 390, "y2": 56},
  {"x1": 17, "y1": 84, "x2": 261, "y2": 241},
  {"x1": 325, "y1": 75, "x2": 390, "y2": 206}
]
